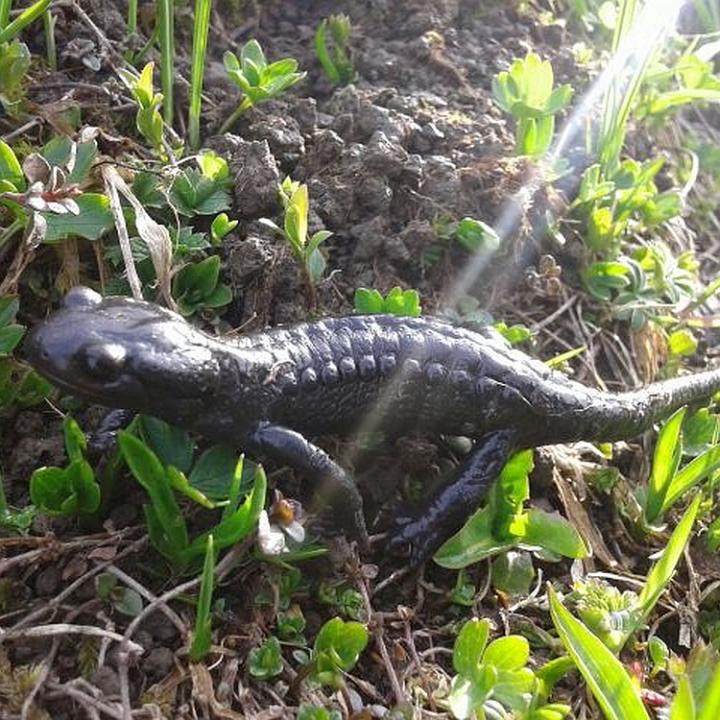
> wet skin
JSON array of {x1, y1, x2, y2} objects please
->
[{"x1": 24, "y1": 287, "x2": 720, "y2": 565}]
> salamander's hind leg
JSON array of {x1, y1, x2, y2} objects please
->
[
  {"x1": 386, "y1": 430, "x2": 516, "y2": 568},
  {"x1": 245, "y1": 422, "x2": 368, "y2": 549}
]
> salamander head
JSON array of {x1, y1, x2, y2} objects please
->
[{"x1": 24, "y1": 287, "x2": 223, "y2": 416}]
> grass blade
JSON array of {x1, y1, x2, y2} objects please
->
[
  {"x1": 189, "y1": 533, "x2": 215, "y2": 661},
  {"x1": 661, "y1": 446, "x2": 720, "y2": 515},
  {"x1": 188, "y1": 0, "x2": 212, "y2": 148},
  {"x1": 548, "y1": 585, "x2": 650, "y2": 720},
  {"x1": 646, "y1": 407, "x2": 685, "y2": 524},
  {"x1": 118, "y1": 431, "x2": 189, "y2": 553},
  {"x1": 157, "y1": 0, "x2": 174, "y2": 125},
  {"x1": 638, "y1": 494, "x2": 701, "y2": 621},
  {"x1": 0, "y1": 0, "x2": 11, "y2": 28},
  {"x1": 0, "y1": 0, "x2": 51, "y2": 44},
  {"x1": 128, "y1": 0, "x2": 137, "y2": 34}
]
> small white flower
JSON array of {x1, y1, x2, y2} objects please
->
[
  {"x1": 257, "y1": 510, "x2": 287, "y2": 556},
  {"x1": 256, "y1": 493, "x2": 306, "y2": 555}
]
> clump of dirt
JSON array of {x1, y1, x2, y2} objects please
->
[{"x1": 3, "y1": 0, "x2": 717, "y2": 717}]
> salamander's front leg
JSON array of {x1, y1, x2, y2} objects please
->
[
  {"x1": 245, "y1": 422, "x2": 368, "y2": 548},
  {"x1": 386, "y1": 430, "x2": 516, "y2": 568}
]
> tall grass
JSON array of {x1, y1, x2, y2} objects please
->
[
  {"x1": 188, "y1": 0, "x2": 212, "y2": 149},
  {"x1": 157, "y1": 0, "x2": 174, "y2": 125},
  {"x1": 0, "y1": 0, "x2": 51, "y2": 44}
]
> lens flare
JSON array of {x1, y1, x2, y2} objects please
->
[{"x1": 444, "y1": 0, "x2": 688, "y2": 312}]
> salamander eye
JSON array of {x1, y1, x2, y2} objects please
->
[{"x1": 81, "y1": 343, "x2": 127, "y2": 380}]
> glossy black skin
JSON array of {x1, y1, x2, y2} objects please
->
[{"x1": 24, "y1": 287, "x2": 720, "y2": 565}]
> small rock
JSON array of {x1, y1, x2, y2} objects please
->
[
  {"x1": 246, "y1": 116, "x2": 305, "y2": 169},
  {"x1": 293, "y1": 97, "x2": 318, "y2": 134},
  {"x1": 354, "y1": 175, "x2": 392, "y2": 213},
  {"x1": 364, "y1": 131, "x2": 409, "y2": 178},
  {"x1": 135, "y1": 630, "x2": 153, "y2": 652},
  {"x1": 92, "y1": 666, "x2": 121, "y2": 696},
  {"x1": 225, "y1": 235, "x2": 275, "y2": 287},
  {"x1": 384, "y1": 236, "x2": 412, "y2": 265},
  {"x1": 350, "y1": 217, "x2": 388, "y2": 261},
  {"x1": 208, "y1": 136, "x2": 280, "y2": 219},
  {"x1": 145, "y1": 612, "x2": 179, "y2": 644},
  {"x1": 311, "y1": 129, "x2": 345, "y2": 165},
  {"x1": 34, "y1": 566, "x2": 60, "y2": 596},
  {"x1": 142, "y1": 647, "x2": 175, "y2": 679}
]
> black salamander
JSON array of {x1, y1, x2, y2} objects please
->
[{"x1": 24, "y1": 287, "x2": 720, "y2": 564}]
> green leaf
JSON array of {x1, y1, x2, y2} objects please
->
[
  {"x1": 63, "y1": 415, "x2": 87, "y2": 464},
  {"x1": 0, "y1": 325, "x2": 24, "y2": 355},
  {"x1": 453, "y1": 618, "x2": 489, "y2": 677},
  {"x1": 0, "y1": 0, "x2": 50, "y2": 49},
  {"x1": 670, "y1": 675, "x2": 695, "y2": 720},
  {"x1": 30, "y1": 466, "x2": 71, "y2": 514},
  {"x1": 306, "y1": 247, "x2": 326, "y2": 284},
  {"x1": 136, "y1": 62, "x2": 156, "y2": 108},
  {"x1": 95, "y1": 573, "x2": 118, "y2": 599},
  {"x1": 210, "y1": 213, "x2": 237, "y2": 244},
  {"x1": 448, "y1": 674, "x2": 493, "y2": 720},
  {"x1": 249, "y1": 636, "x2": 283, "y2": 679},
  {"x1": 638, "y1": 495, "x2": 701, "y2": 621},
  {"x1": 697, "y1": 661, "x2": 720, "y2": 720},
  {"x1": 354, "y1": 288, "x2": 384, "y2": 314},
  {"x1": 203, "y1": 284, "x2": 233, "y2": 310},
  {"x1": 646, "y1": 407, "x2": 686, "y2": 524},
  {"x1": 548, "y1": 586, "x2": 651, "y2": 720},
  {"x1": 661, "y1": 445, "x2": 720, "y2": 514},
  {"x1": 42, "y1": 135, "x2": 73, "y2": 166},
  {"x1": 189, "y1": 534, "x2": 216, "y2": 662},
  {"x1": 491, "y1": 550, "x2": 535, "y2": 596},
  {"x1": 189, "y1": 445, "x2": 239, "y2": 500},
  {"x1": 0, "y1": 296, "x2": 19, "y2": 328},
  {"x1": 66, "y1": 140, "x2": 98, "y2": 184},
  {"x1": 454, "y1": 217, "x2": 500, "y2": 253},
  {"x1": 180, "y1": 464, "x2": 266, "y2": 562},
  {"x1": 169, "y1": 169, "x2": 231, "y2": 217},
  {"x1": 137, "y1": 107, "x2": 164, "y2": 149},
  {"x1": 682, "y1": 409, "x2": 718, "y2": 457},
  {"x1": 0, "y1": 140, "x2": 24, "y2": 190},
  {"x1": 43, "y1": 194, "x2": 114, "y2": 242},
  {"x1": 223, "y1": 51, "x2": 240, "y2": 73},
  {"x1": 314, "y1": 617, "x2": 368, "y2": 672},
  {"x1": 434, "y1": 505, "x2": 514, "y2": 568},
  {"x1": 197, "y1": 151, "x2": 230, "y2": 183},
  {"x1": 67, "y1": 459, "x2": 100, "y2": 513},
  {"x1": 139, "y1": 416, "x2": 194, "y2": 474},
  {"x1": 483, "y1": 635, "x2": 529, "y2": 671},
  {"x1": 587, "y1": 206, "x2": 616, "y2": 253},
  {"x1": 384, "y1": 287, "x2": 421, "y2": 317},
  {"x1": 668, "y1": 329, "x2": 698, "y2": 357},
  {"x1": 522, "y1": 508, "x2": 589, "y2": 558},
  {"x1": 241, "y1": 39, "x2": 267, "y2": 72},
  {"x1": 118, "y1": 431, "x2": 189, "y2": 555},
  {"x1": 284, "y1": 184, "x2": 308, "y2": 250},
  {"x1": 113, "y1": 587, "x2": 144, "y2": 617},
  {"x1": 167, "y1": 466, "x2": 215, "y2": 509}
]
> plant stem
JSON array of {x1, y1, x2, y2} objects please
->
[
  {"x1": 0, "y1": 0, "x2": 51, "y2": 44},
  {"x1": 0, "y1": 217, "x2": 24, "y2": 250},
  {"x1": 0, "y1": 0, "x2": 10, "y2": 28},
  {"x1": 218, "y1": 96, "x2": 252, "y2": 134},
  {"x1": 43, "y1": 9, "x2": 56, "y2": 71},
  {"x1": 188, "y1": 0, "x2": 212, "y2": 149},
  {"x1": 0, "y1": 469, "x2": 7, "y2": 515},
  {"x1": 127, "y1": 0, "x2": 137, "y2": 34},
  {"x1": 157, "y1": 0, "x2": 175, "y2": 126}
]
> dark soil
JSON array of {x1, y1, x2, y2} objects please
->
[{"x1": 1, "y1": 0, "x2": 719, "y2": 718}]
